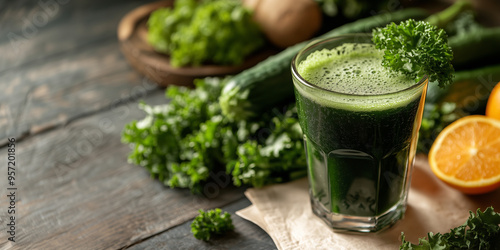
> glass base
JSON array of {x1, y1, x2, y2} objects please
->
[{"x1": 310, "y1": 192, "x2": 406, "y2": 233}]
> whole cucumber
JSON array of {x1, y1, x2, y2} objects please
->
[
  {"x1": 450, "y1": 27, "x2": 500, "y2": 70},
  {"x1": 219, "y1": 8, "x2": 430, "y2": 121}
]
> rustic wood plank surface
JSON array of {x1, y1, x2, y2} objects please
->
[
  {"x1": 1, "y1": 0, "x2": 500, "y2": 249},
  {"x1": 0, "y1": 91, "x2": 247, "y2": 249},
  {"x1": 0, "y1": 0, "x2": 160, "y2": 145},
  {"x1": 0, "y1": 41, "x2": 158, "y2": 144},
  {"x1": 0, "y1": 0, "x2": 155, "y2": 70}
]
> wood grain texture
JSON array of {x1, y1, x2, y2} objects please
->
[
  {"x1": 0, "y1": 0, "x2": 156, "y2": 72},
  {"x1": 128, "y1": 198, "x2": 277, "y2": 250},
  {"x1": 0, "y1": 0, "x2": 162, "y2": 146},
  {"x1": 0, "y1": 91, "x2": 245, "y2": 250},
  {"x1": 0, "y1": 38, "x2": 160, "y2": 146}
]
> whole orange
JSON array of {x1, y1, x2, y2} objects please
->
[{"x1": 486, "y1": 82, "x2": 500, "y2": 120}]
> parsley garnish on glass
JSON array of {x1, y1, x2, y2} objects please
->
[{"x1": 372, "y1": 19, "x2": 455, "y2": 88}]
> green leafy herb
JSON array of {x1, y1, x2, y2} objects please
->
[
  {"x1": 400, "y1": 207, "x2": 500, "y2": 249},
  {"x1": 227, "y1": 106, "x2": 307, "y2": 187},
  {"x1": 191, "y1": 208, "x2": 234, "y2": 241},
  {"x1": 372, "y1": 19, "x2": 455, "y2": 87},
  {"x1": 121, "y1": 78, "x2": 226, "y2": 193},
  {"x1": 121, "y1": 77, "x2": 306, "y2": 193},
  {"x1": 147, "y1": 0, "x2": 264, "y2": 67}
]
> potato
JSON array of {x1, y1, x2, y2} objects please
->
[{"x1": 243, "y1": 0, "x2": 322, "y2": 48}]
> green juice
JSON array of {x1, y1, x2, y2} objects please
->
[{"x1": 293, "y1": 41, "x2": 427, "y2": 228}]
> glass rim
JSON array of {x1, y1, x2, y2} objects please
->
[{"x1": 291, "y1": 33, "x2": 429, "y2": 98}]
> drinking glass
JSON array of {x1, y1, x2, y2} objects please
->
[{"x1": 291, "y1": 34, "x2": 428, "y2": 232}]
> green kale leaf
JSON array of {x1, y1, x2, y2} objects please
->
[{"x1": 191, "y1": 208, "x2": 234, "y2": 241}]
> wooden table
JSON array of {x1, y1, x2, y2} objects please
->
[{"x1": 1, "y1": 0, "x2": 499, "y2": 249}]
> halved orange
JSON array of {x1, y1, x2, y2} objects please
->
[{"x1": 428, "y1": 115, "x2": 500, "y2": 194}]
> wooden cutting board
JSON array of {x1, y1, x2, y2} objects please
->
[{"x1": 117, "y1": 0, "x2": 278, "y2": 87}]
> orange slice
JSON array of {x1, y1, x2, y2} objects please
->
[{"x1": 428, "y1": 115, "x2": 500, "y2": 194}]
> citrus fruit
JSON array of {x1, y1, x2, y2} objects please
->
[
  {"x1": 428, "y1": 115, "x2": 500, "y2": 194},
  {"x1": 486, "y1": 82, "x2": 500, "y2": 120}
]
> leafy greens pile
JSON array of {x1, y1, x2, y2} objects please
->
[
  {"x1": 121, "y1": 78, "x2": 306, "y2": 193},
  {"x1": 147, "y1": 0, "x2": 264, "y2": 67},
  {"x1": 400, "y1": 207, "x2": 500, "y2": 249},
  {"x1": 191, "y1": 208, "x2": 234, "y2": 241}
]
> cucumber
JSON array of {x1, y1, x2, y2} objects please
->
[
  {"x1": 219, "y1": 8, "x2": 430, "y2": 121},
  {"x1": 449, "y1": 27, "x2": 500, "y2": 70}
]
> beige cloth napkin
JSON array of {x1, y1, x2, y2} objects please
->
[{"x1": 236, "y1": 155, "x2": 500, "y2": 250}]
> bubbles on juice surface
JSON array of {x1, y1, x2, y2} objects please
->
[{"x1": 297, "y1": 43, "x2": 414, "y2": 96}]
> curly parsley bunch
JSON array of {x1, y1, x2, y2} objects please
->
[{"x1": 121, "y1": 77, "x2": 306, "y2": 193}]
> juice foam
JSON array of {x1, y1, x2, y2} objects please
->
[{"x1": 295, "y1": 43, "x2": 420, "y2": 111}]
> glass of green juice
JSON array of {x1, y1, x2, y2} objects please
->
[{"x1": 291, "y1": 34, "x2": 428, "y2": 232}]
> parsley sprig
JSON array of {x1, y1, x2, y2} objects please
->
[
  {"x1": 191, "y1": 209, "x2": 234, "y2": 241},
  {"x1": 372, "y1": 19, "x2": 455, "y2": 88}
]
